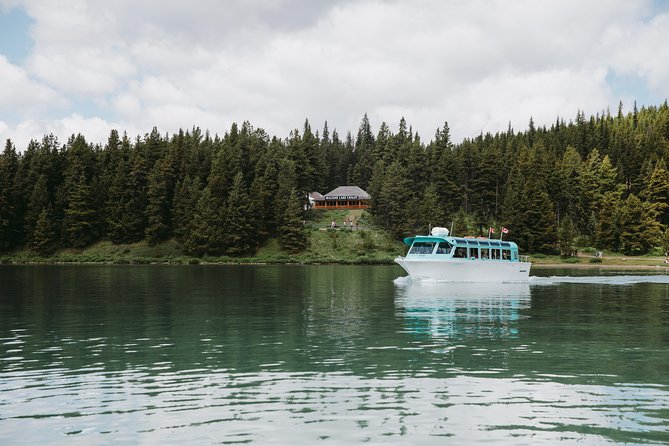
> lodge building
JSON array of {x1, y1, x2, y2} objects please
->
[{"x1": 309, "y1": 186, "x2": 371, "y2": 209}]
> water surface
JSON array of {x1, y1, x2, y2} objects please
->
[{"x1": 1, "y1": 265, "x2": 668, "y2": 444}]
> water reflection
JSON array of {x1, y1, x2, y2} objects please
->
[
  {"x1": 394, "y1": 278, "x2": 531, "y2": 340},
  {"x1": 2, "y1": 266, "x2": 669, "y2": 445}
]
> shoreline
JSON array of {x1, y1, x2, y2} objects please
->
[{"x1": 2, "y1": 257, "x2": 669, "y2": 271}]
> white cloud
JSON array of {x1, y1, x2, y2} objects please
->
[
  {"x1": 600, "y1": 11, "x2": 669, "y2": 91},
  {"x1": 0, "y1": 55, "x2": 63, "y2": 115},
  {"x1": 1, "y1": 0, "x2": 667, "y2": 150}
]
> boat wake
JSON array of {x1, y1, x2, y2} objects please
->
[
  {"x1": 394, "y1": 274, "x2": 669, "y2": 286},
  {"x1": 528, "y1": 275, "x2": 669, "y2": 285}
]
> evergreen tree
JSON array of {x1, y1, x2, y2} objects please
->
[
  {"x1": 172, "y1": 175, "x2": 202, "y2": 242},
  {"x1": 25, "y1": 174, "x2": 50, "y2": 245},
  {"x1": 224, "y1": 171, "x2": 256, "y2": 255},
  {"x1": 31, "y1": 205, "x2": 58, "y2": 255},
  {"x1": 502, "y1": 144, "x2": 556, "y2": 253},
  {"x1": 279, "y1": 189, "x2": 307, "y2": 253},
  {"x1": 419, "y1": 183, "x2": 448, "y2": 231},
  {"x1": 661, "y1": 228, "x2": 669, "y2": 256},
  {"x1": 183, "y1": 186, "x2": 225, "y2": 256},
  {"x1": 595, "y1": 192, "x2": 622, "y2": 251},
  {"x1": 376, "y1": 161, "x2": 413, "y2": 237},
  {"x1": 63, "y1": 172, "x2": 97, "y2": 248},
  {"x1": 618, "y1": 194, "x2": 661, "y2": 255},
  {"x1": 105, "y1": 147, "x2": 148, "y2": 244},
  {"x1": 641, "y1": 160, "x2": 669, "y2": 225},
  {"x1": 145, "y1": 154, "x2": 176, "y2": 245},
  {"x1": 558, "y1": 218, "x2": 576, "y2": 257},
  {"x1": 0, "y1": 140, "x2": 20, "y2": 251}
]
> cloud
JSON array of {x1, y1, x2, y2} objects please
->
[
  {"x1": 0, "y1": 55, "x2": 63, "y2": 117},
  {"x1": 0, "y1": 0, "x2": 667, "y2": 150},
  {"x1": 600, "y1": 11, "x2": 669, "y2": 91}
]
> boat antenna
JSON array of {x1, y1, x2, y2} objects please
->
[
  {"x1": 450, "y1": 221, "x2": 454, "y2": 236},
  {"x1": 428, "y1": 223, "x2": 432, "y2": 234}
]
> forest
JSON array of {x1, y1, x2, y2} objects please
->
[{"x1": 1, "y1": 101, "x2": 668, "y2": 257}]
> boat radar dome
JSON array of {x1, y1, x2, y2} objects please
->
[{"x1": 431, "y1": 227, "x2": 449, "y2": 237}]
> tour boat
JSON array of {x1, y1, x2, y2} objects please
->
[{"x1": 394, "y1": 227, "x2": 531, "y2": 282}]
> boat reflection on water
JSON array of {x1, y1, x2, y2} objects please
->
[{"x1": 394, "y1": 277, "x2": 531, "y2": 340}]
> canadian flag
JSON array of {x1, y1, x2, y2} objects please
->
[
  {"x1": 501, "y1": 227, "x2": 509, "y2": 234},
  {"x1": 489, "y1": 227, "x2": 495, "y2": 234}
]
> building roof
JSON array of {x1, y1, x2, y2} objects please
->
[
  {"x1": 324, "y1": 185, "x2": 371, "y2": 200},
  {"x1": 308, "y1": 192, "x2": 325, "y2": 201}
]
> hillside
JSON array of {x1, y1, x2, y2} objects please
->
[{"x1": 0, "y1": 210, "x2": 404, "y2": 265}]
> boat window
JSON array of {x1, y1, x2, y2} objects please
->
[
  {"x1": 500, "y1": 242, "x2": 510, "y2": 247},
  {"x1": 512, "y1": 251, "x2": 518, "y2": 260},
  {"x1": 479, "y1": 241, "x2": 490, "y2": 246},
  {"x1": 435, "y1": 242, "x2": 452, "y2": 254},
  {"x1": 454, "y1": 238, "x2": 468, "y2": 244},
  {"x1": 480, "y1": 248, "x2": 490, "y2": 259},
  {"x1": 490, "y1": 248, "x2": 501, "y2": 259},
  {"x1": 466, "y1": 240, "x2": 479, "y2": 245},
  {"x1": 502, "y1": 249, "x2": 511, "y2": 260},
  {"x1": 489, "y1": 241, "x2": 500, "y2": 246},
  {"x1": 469, "y1": 247, "x2": 479, "y2": 259},
  {"x1": 453, "y1": 247, "x2": 467, "y2": 258},
  {"x1": 409, "y1": 242, "x2": 436, "y2": 254}
]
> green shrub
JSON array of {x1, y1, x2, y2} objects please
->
[{"x1": 561, "y1": 257, "x2": 580, "y2": 264}]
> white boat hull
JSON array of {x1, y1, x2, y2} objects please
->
[{"x1": 395, "y1": 256, "x2": 531, "y2": 282}]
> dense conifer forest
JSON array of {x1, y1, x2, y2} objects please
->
[{"x1": 1, "y1": 101, "x2": 668, "y2": 257}]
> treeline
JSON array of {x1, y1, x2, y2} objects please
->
[{"x1": 1, "y1": 102, "x2": 668, "y2": 256}]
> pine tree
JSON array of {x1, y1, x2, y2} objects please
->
[
  {"x1": 145, "y1": 154, "x2": 176, "y2": 245},
  {"x1": 502, "y1": 144, "x2": 556, "y2": 253},
  {"x1": 183, "y1": 186, "x2": 225, "y2": 256},
  {"x1": 661, "y1": 228, "x2": 669, "y2": 256},
  {"x1": 641, "y1": 160, "x2": 669, "y2": 225},
  {"x1": 31, "y1": 205, "x2": 58, "y2": 255},
  {"x1": 172, "y1": 175, "x2": 202, "y2": 242},
  {"x1": 419, "y1": 183, "x2": 448, "y2": 232},
  {"x1": 279, "y1": 189, "x2": 306, "y2": 253},
  {"x1": 25, "y1": 174, "x2": 50, "y2": 245},
  {"x1": 0, "y1": 140, "x2": 20, "y2": 251},
  {"x1": 376, "y1": 161, "x2": 413, "y2": 237},
  {"x1": 595, "y1": 192, "x2": 622, "y2": 251},
  {"x1": 619, "y1": 194, "x2": 661, "y2": 255},
  {"x1": 558, "y1": 218, "x2": 576, "y2": 257},
  {"x1": 63, "y1": 172, "x2": 97, "y2": 248},
  {"x1": 224, "y1": 172, "x2": 256, "y2": 255}
]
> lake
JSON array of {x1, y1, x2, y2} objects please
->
[{"x1": 1, "y1": 264, "x2": 668, "y2": 445}]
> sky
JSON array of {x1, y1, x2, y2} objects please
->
[{"x1": 1, "y1": 0, "x2": 668, "y2": 150}]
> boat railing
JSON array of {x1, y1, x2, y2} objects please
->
[{"x1": 520, "y1": 255, "x2": 530, "y2": 262}]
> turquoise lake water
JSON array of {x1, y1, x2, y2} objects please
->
[{"x1": 1, "y1": 265, "x2": 668, "y2": 444}]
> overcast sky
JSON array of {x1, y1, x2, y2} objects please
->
[{"x1": 1, "y1": 0, "x2": 668, "y2": 149}]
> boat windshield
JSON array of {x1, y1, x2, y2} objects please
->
[
  {"x1": 435, "y1": 241, "x2": 452, "y2": 254},
  {"x1": 409, "y1": 242, "x2": 436, "y2": 254}
]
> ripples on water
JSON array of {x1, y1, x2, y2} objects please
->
[{"x1": 1, "y1": 265, "x2": 669, "y2": 445}]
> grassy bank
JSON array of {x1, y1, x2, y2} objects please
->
[
  {"x1": 2, "y1": 209, "x2": 667, "y2": 269},
  {"x1": 4, "y1": 238, "x2": 668, "y2": 269},
  {"x1": 0, "y1": 211, "x2": 404, "y2": 265},
  {"x1": 531, "y1": 252, "x2": 669, "y2": 269}
]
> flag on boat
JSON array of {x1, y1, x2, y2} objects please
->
[
  {"x1": 501, "y1": 227, "x2": 509, "y2": 234},
  {"x1": 489, "y1": 227, "x2": 495, "y2": 233}
]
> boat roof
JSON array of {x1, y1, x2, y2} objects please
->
[{"x1": 403, "y1": 235, "x2": 519, "y2": 249}]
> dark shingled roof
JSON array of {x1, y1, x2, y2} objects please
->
[{"x1": 324, "y1": 186, "x2": 371, "y2": 199}]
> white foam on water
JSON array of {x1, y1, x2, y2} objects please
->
[
  {"x1": 529, "y1": 275, "x2": 669, "y2": 286},
  {"x1": 396, "y1": 274, "x2": 669, "y2": 286}
]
